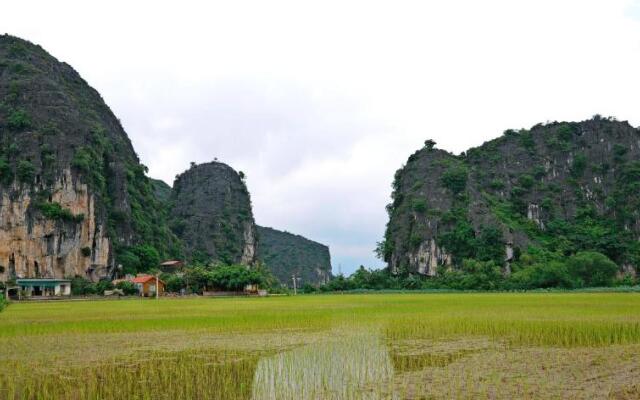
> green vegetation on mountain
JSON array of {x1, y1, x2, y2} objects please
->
[
  {"x1": 150, "y1": 178, "x2": 172, "y2": 204},
  {"x1": 377, "y1": 116, "x2": 640, "y2": 289}
]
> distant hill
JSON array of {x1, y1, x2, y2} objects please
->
[
  {"x1": 257, "y1": 226, "x2": 331, "y2": 286},
  {"x1": 381, "y1": 117, "x2": 640, "y2": 277},
  {"x1": 150, "y1": 178, "x2": 172, "y2": 204}
]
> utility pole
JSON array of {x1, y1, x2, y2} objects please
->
[
  {"x1": 292, "y1": 273, "x2": 297, "y2": 295},
  {"x1": 1, "y1": 267, "x2": 7, "y2": 303},
  {"x1": 155, "y1": 273, "x2": 159, "y2": 300}
]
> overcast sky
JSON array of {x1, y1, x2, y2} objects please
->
[{"x1": 3, "y1": 0, "x2": 640, "y2": 274}]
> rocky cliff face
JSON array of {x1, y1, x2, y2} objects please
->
[
  {"x1": 382, "y1": 118, "x2": 640, "y2": 275},
  {"x1": 256, "y1": 226, "x2": 331, "y2": 286},
  {"x1": 0, "y1": 35, "x2": 181, "y2": 281},
  {"x1": 170, "y1": 162, "x2": 257, "y2": 265},
  {"x1": 0, "y1": 169, "x2": 110, "y2": 280}
]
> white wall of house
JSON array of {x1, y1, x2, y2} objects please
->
[
  {"x1": 55, "y1": 284, "x2": 71, "y2": 295},
  {"x1": 19, "y1": 282, "x2": 71, "y2": 296}
]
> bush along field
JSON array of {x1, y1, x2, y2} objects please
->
[
  {"x1": 310, "y1": 251, "x2": 636, "y2": 293},
  {"x1": 1, "y1": 293, "x2": 640, "y2": 399},
  {"x1": 57, "y1": 249, "x2": 637, "y2": 299}
]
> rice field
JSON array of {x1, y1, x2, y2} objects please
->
[{"x1": 1, "y1": 292, "x2": 640, "y2": 399}]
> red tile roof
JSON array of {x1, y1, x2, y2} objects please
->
[{"x1": 131, "y1": 275, "x2": 164, "y2": 284}]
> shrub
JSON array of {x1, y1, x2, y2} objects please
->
[
  {"x1": 374, "y1": 239, "x2": 394, "y2": 261},
  {"x1": 426, "y1": 260, "x2": 504, "y2": 291},
  {"x1": 0, "y1": 157, "x2": 12, "y2": 185},
  {"x1": 115, "y1": 281, "x2": 137, "y2": 295},
  {"x1": 517, "y1": 174, "x2": 535, "y2": 189},
  {"x1": 411, "y1": 199, "x2": 427, "y2": 213},
  {"x1": 118, "y1": 244, "x2": 161, "y2": 273},
  {"x1": 349, "y1": 266, "x2": 398, "y2": 290},
  {"x1": 133, "y1": 244, "x2": 161, "y2": 271},
  {"x1": 613, "y1": 144, "x2": 628, "y2": 163},
  {"x1": 424, "y1": 139, "x2": 436, "y2": 150},
  {"x1": 409, "y1": 234, "x2": 423, "y2": 248},
  {"x1": 540, "y1": 197, "x2": 554, "y2": 211},
  {"x1": 164, "y1": 275, "x2": 185, "y2": 293},
  {"x1": 508, "y1": 261, "x2": 574, "y2": 289},
  {"x1": 95, "y1": 280, "x2": 114, "y2": 294},
  {"x1": 533, "y1": 166, "x2": 546, "y2": 180},
  {"x1": 7, "y1": 109, "x2": 31, "y2": 130},
  {"x1": 438, "y1": 210, "x2": 476, "y2": 262},
  {"x1": 208, "y1": 265, "x2": 265, "y2": 291},
  {"x1": 16, "y1": 160, "x2": 35, "y2": 183},
  {"x1": 183, "y1": 266, "x2": 210, "y2": 293},
  {"x1": 519, "y1": 132, "x2": 535, "y2": 152},
  {"x1": 70, "y1": 276, "x2": 96, "y2": 295},
  {"x1": 556, "y1": 123, "x2": 575, "y2": 142},
  {"x1": 475, "y1": 226, "x2": 504, "y2": 264},
  {"x1": 319, "y1": 274, "x2": 356, "y2": 292},
  {"x1": 566, "y1": 251, "x2": 618, "y2": 287},
  {"x1": 71, "y1": 147, "x2": 94, "y2": 173},
  {"x1": 613, "y1": 274, "x2": 636, "y2": 287},
  {"x1": 570, "y1": 154, "x2": 587, "y2": 178},
  {"x1": 489, "y1": 179, "x2": 505, "y2": 190},
  {"x1": 441, "y1": 165, "x2": 468, "y2": 194},
  {"x1": 117, "y1": 249, "x2": 141, "y2": 275},
  {"x1": 301, "y1": 283, "x2": 317, "y2": 293},
  {"x1": 37, "y1": 202, "x2": 84, "y2": 222}
]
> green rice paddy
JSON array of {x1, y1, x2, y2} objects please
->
[{"x1": 1, "y1": 293, "x2": 639, "y2": 399}]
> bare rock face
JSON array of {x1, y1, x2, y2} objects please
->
[
  {"x1": 382, "y1": 118, "x2": 640, "y2": 275},
  {"x1": 0, "y1": 35, "x2": 180, "y2": 281},
  {"x1": 0, "y1": 169, "x2": 109, "y2": 280},
  {"x1": 170, "y1": 162, "x2": 257, "y2": 265}
]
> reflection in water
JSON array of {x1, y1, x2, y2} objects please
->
[{"x1": 251, "y1": 334, "x2": 397, "y2": 399}]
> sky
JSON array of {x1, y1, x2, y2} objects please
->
[{"x1": 3, "y1": 0, "x2": 640, "y2": 274}]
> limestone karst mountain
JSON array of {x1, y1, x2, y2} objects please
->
[
  {"x1": 0, "y1": 34, "x2": 181, "y2": 281},
  {"x1": 169, "y1": 161, "x2": 257, "y2": 265},
  {"x1": 381, "y1": 117, "x2": 640, "y2": 277}
]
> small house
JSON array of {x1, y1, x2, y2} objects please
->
[
  {"x1": 159, "y1": 260, "x2": 184, "y2": 274},
  {"x1": 131, "y1": 275, "x2": 165, "y2": 297},
  {"x1": 16, "y1": 279, "x2": 71, "y2": 298}
]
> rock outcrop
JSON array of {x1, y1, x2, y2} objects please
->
[
  {"x1": 382, "y1": 118, "x2": 640, "y2": 275},
  {"x1": 0, "y1": 35, "x2": 180, "y2": 281},
  {"x1": 256, "y1": 226, "x2": 331, "y2": 286},
  {"x1": 170, "y1": 162, "x2": 257, "y2": 265}
]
